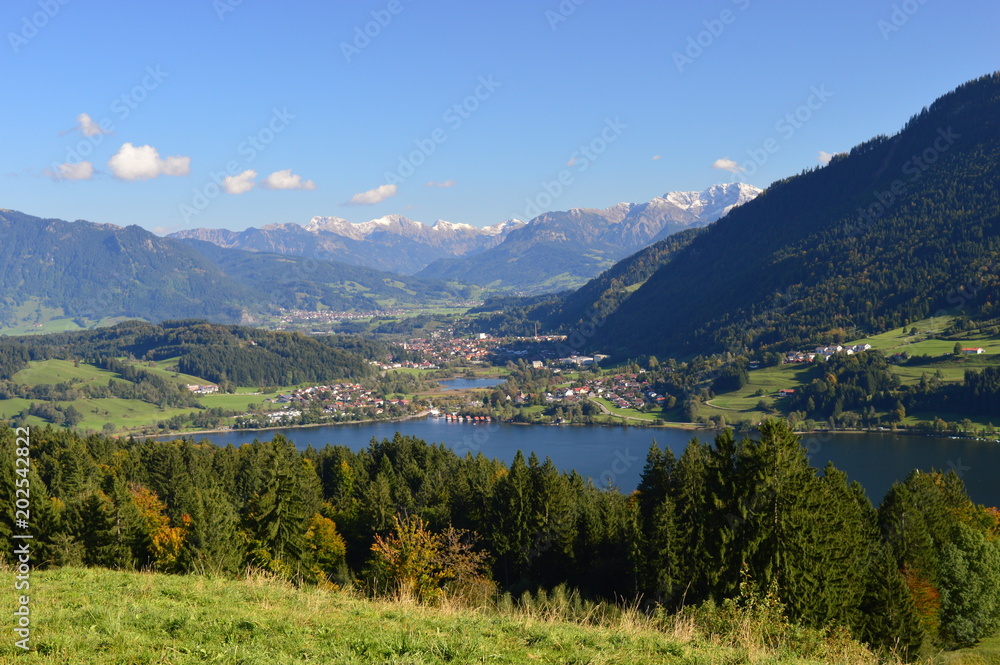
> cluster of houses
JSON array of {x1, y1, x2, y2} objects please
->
[
  {"x1": 373, "y1": 360, "x2": 439, "y2": 371},
  {"x1": 265, "y1": 383, "x2": 413, "y2": 422},
  {"x1": 400, "y1": 332, "x2": 499, "y2": 365},
  {"x1": 277, "y1": 308, "x2": 403, "y2": 326},
  {"x1": 785, "y1": 343, "x2": 873, "y2": 363},
  {"x1": 592, "y1": 374, "x2": 665, "y2": 410},
  {"x1": 536, "y1": 373, "x2": 663, "y2": 411},
  {"x1": 185, "y1": 384, "x2": 219, "y2": 395},
  {"x1": 554, "y1": 354, "x2": 610, "y2": 367}
]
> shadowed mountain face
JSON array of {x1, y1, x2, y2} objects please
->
[{"x1": 416, "y1": 183, "x2": 761, "y2": 292}]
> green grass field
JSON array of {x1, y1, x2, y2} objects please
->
[
  {"x1": 65, "y1": 398, "x2": 201, "y2": 432},
  {"x1": 846, "y1": 317, "x2": 1000, "y2": 386},
  {"x1": 0, "y1": 299, "x2": 141, "y2": 335},
  {"x1": 12, "y1": 360, "x2": 112, "y2": 386},
  {"x1": 694, "y1": 363, "x2": 815, "y2": 425},
  {"x1": 695, "y1": 316, "x2": 1000, "y2": 428},
  {"x1": 3, "y1": 359, "x2": 292, "y2": 434},
  {"x1": 0, "y1": 566, "x2": 884, "y2": 664},
  {"x1": 935, "y1": 633, "x2": 1000, "y2": 664},
  {"x1": 592, "y1": 396, "x2": 664, "y2": 422},
  {"x1": 200, "y1": 392, "x2": 284, "y2": 412},
  {"x1": 132, "y1": 358, "x2": 214, "y2": 386}
]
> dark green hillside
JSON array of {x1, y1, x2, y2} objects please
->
[
  {"x1": 463, "y1": 229, "x2": 702, "y2": 337},
  {"x1": 0, "y1": 210, "x2": 250, "y2": 325},
  {"x1": 418, "y1": 213, "x2": 623, "y2": 293},
  {"x1": 590, "y1": 73, "x2": 1000, "y2": 359},
  {"x1": 550, "y1": 226, "x2": 703, "y2": 330},
  {"x1": 182, "y1": 240, "x2": 476, "y2": 312},
  {"x1": 0, "y1": 320, "x2": 389, "y2": 386}
]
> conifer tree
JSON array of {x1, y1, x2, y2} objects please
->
[
  {"x1": 633, "y1": 443, "x2": 680, "y2": 600},
  {"x1": 672, "y1": 437, "x2": 711, "y2": 605},
  {"x1": 860, "y1": 543, "x2": 925, "y2": 661},
  {"x1": 489, "y1": 450, "x2": 533, "y2": 583}
]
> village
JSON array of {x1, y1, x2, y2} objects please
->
[
  {"x1": 537, "y1": 373, "x2": 664, "y2": 412},
  {"x1": 232, "y1": 382, "x2": 420, "y2": 428},
  {"x1": 394, "y1": 330, "x2": 569, "y2": 367},
  {"x1": 784, "y1": 343, "x2": 874, "y2": 364}
]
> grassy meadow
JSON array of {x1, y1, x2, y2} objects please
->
[{"x1": 0, "y1": 566, "x2": 892, "y2": 665}]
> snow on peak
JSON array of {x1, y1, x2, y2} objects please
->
[
  {"x1": 432, "y1": 220, "x2": 477, "y2": 232},
  {"x1": 370, "y1": 214, "x2": 420, "y2": 228},
  {"x1": 653, "y1": 183, "x2": 762, "y2": 222},
  {"x1": 303, "y1": 214, "x2": 525, "y2": 240},
  {"x1": 481, "y1": 219, "x2": 524, "y2": 236}
]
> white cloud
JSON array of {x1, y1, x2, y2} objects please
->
[
  {"x1": 344, "y1": 183, "x2": 397, "y2": 206},
  {"x1": 652, "y1": 155, "x2": 662, "y2": 161},
  {"x1": 711, "y1": 157, "x2": 744, "y2": 174},
  {"x1": 818, "y1": 150, "x2": 841, "y2": 165},
  {"x1": 46, "y1": 161, "x2": 94, "y2": 181},
  {"x1": 108, "y1": 143, "x2": 190, "y2": 180},
  {"x1": 260, "y1": 169, "x2": 316, "y2": 191},
  {"x1": 224, "y1": 169, "x2": 257, "y2": 195},
  {"x1": 75, "y1": 113, "x2": 111, "y2": 137},
  {"x1": 425, "y1": 180, "x2": 456, "y2": 188}
]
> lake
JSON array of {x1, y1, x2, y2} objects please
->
[
  {"x1": 437, "y1": 377, "x2": 503, "y2": 391},
  {"x1": 166, "y1": 418, "x2": 1000, "y2": 507}
]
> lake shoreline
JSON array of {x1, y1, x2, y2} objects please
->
[
  {"x1": 139, "y1": 410, "x2": 435, "y2": 440},
  {"x1": 139, "y1": 412, "x2": 999, "y2": 445}
]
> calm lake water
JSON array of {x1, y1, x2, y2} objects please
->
[
  {"x1": 437, "y1": 377, "x2": 502, "y2": 391},
  {"x1": 167, "y1": 419, "x2": 1000, "y2": 507}
]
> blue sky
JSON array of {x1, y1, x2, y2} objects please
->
[{"x1": 1, "y1": 0, "x2": 997, "y2": 233}]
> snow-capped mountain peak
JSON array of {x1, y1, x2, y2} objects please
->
[
  {"x1": 481, "y1": 219, "x2": 525, "y2": 236},
  {"x1": 656, "y1": 183, "x2": 762, "y2": 222},
  {"x1": 432, "y1": 220, "x2": 478, "y2": 233}
]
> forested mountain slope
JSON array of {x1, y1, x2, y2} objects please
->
[{"x1": 588, "y1": 73, "x2": 1000, "y2": 359}]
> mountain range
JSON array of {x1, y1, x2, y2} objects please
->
[
  {"x1": 171, "y1": 216, "x2": 525, "y2": 275},
  {"x1": 0, "y1": 210, "x2": 473, "y2": 331},
  {"x1": 172, "y1": 183, "x2": 761, "y2": 291}
]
